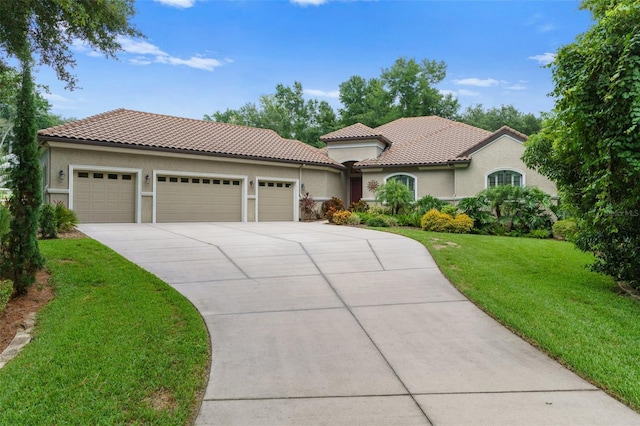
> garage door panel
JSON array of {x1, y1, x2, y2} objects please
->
[
  {"x1": 73, "y1": 171, "x2": 136, "y2": 223},
  {"x1": 156, "y1": 176, "x2": 242, "y2": 222},
  {"x1": 258, "y1": 181, "x2": 294, "y2": 222}
]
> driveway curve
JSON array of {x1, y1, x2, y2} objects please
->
[{"x1": 78, "y1": 222, "x2": 640, "y2": 425}]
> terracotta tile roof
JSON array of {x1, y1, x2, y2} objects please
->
[
  {"x1": 38, "y1": 108, "x2": 343, "y2": 169},
  {"x1": 320, "y1": 123, "x2": 390, "y2": 146},
  {"x1": 353, "y1": 116, "x2": 494, "y2": 168}
]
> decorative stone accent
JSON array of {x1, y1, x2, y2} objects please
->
[{"x1": 0, "y1": 312, "x2": 36, "y2": 369}]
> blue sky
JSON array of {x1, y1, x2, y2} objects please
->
[{"x1": 37, "y1": 0, "x2": 594, "y2": 121}]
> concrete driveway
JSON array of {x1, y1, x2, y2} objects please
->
[{"x1": 78, "y1": 222, "x2": 640, "y2": 425}]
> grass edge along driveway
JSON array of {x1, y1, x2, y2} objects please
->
[
  {"x1": 383, "y1": 228, "x2": 640, "y2": 413},
  {"x1": 0, "y1": 237, "x2": 210, "y2": 425}
]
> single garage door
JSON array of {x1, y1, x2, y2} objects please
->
[
  {"x1": 257, "y1": 180, "x2": 294, "y2": 221},
  {"x1": 156, "y1": 175, "x2": 242, "y2": 222},
  {"x1": 73, "y1": 171, "x2": 136, "y2": 223}
]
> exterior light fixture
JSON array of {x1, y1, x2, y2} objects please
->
[
  {"x1": 59, "y1": 170, "x2": 65, "y2": 181},
  {"x1": 301, "y1": 183, "x2": 305, "y2": 191},
  {"x1": 145, "y1": 174, "x2": 150, "y2": 184},
  {"x1": 250, "y1": 180, "x2": 254, "y2": 188}
]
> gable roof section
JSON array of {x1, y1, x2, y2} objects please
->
[
  {"x1": 38, "y1": 108, "x2": 343, "y2": 169},
  {"x1": 320, "y1": 123, "x2": 391, "y2": 146},
  {"x1": 354, "y1": 116, "x2": 493, "y2": 168},
  {"x1": 457, "y1": 125, "x2": 528, "y2": 157}
]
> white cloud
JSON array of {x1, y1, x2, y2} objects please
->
[
  {"x1": 538, "y1": 23, "x2": 555, "y2": 33},
  {"x1": 112, "y1": 37, "x2": 226, "y2": 71},
  {"x1": 154, "y1": 0, "x2": 195, "y2": 8},
  {"x1": 453, "y1": 78, "x2": 500, "y2": 87},
  {"x1": 505, "y1": 84, "x2": 527, "y2": 91},
  {"x1": 438, "y1": 89, "x2": 479, "y2": 97},
  {"x1": 304, "y1": 88, "x2": 340, "y2": 98},
  {"x1": 458, "y1": 89, "x2": 480, "y2": 96},
  {"x1": 157, "y1": 55, "x2": 222, "y2": 71},
  {"x1": 528, "y1": 52, "x2": 556, "y2": 66},
  {"x1": 119, "y1": 38, "x2": 167, "y2": 56},
  {"x1": 290, "y1": 0, "x2": 328, "y2": 5}
]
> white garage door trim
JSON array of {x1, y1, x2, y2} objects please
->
[
  {"x1": 152, "y1": 170, "x2": 248, "y2": 223},
  {"x1": 255, "y1": 176, "x2": 299, "y2": 222},
  {"x1": 68, "y1": 164, "x2": 142, "y2": 223}
]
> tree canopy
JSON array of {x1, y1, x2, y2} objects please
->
[
  {"x1": 522, "y1": 0, "x2": 640, "y2": 287},
  {"x1": 459, "y1": 104, "x2": 542, "y2": 135},
  {"x1": 0, "y1": 0, "x2": 142, "y2": 88},
  {"x1": 205, "y1": 81, "x2": 337, "y2": 148},
  {"x1": 208, "y1": 56, "x2": 542, "y2": 146}
]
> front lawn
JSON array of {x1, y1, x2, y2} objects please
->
[
  {"x1": 0, "y1": 238, "x2": 210, "y2": 424},
  {"x1": 385, "y1": 228, "x2": 640, "y2": 412}
]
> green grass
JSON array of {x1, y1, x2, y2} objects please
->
[
  {"x1": 0, "y1": 238, "x2": 210, "y2": 425},
  {"x1": 384, "y1": 228, "x2": 640, "y2": 411}
]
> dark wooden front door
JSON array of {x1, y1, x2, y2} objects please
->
[{"x1": 350, "y1": 176, "x2": 362, "y2": 205}]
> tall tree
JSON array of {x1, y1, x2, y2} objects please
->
[
  {"x1": 0, "y1": 0, "x2": 141, "y2": 294},
  {"x1": 1, "y1": 63, "x2": 44, "y2": 294},
  {"x1": 206, "y1": 81, "x2": 337, "y2": 147},
  {"x1": 339, "y1": 57, "x2": 460, "y2": 127},
  {"x1": 338, "y1": 76, "x2": 396, "y2": 128},
  {"x1": 522, "y1": 0, "x2": 640, "y2": 288},
  {"x1": 460, "y1": 104, "x2": 542, "y2": 135}
]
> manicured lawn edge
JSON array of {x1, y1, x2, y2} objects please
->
[
  {"x1": 378, "y1": 227, "x2": 640, "y2": 412},
  {"x1": 0, "y1": 238, "x2": 210, "y2": 425}
]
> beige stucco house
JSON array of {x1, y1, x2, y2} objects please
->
[
  {"x1": 321, "y1": 116, "x2": 556, "y2": 205},
  {"x1": 38, "y1": 109, "x2": 555, "y2": 224}
]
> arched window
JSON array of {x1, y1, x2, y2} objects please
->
[
  {"x1": 387, "y1": 174, "x2": 416, "y2": 199},
  {"x1": 487, "y1": 170, "x2": 523, "y2": 187}
]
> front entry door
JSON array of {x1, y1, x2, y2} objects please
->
[{"x1": 350, "y1": 176, "x2": 362, "y2": 205}]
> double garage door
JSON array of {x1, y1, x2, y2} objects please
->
[
  {"x1": 156, "y1": 175, "x2": 242, "y2": 222},
  {"x1": 73, "y1": 171, "x2": 295, "y2": 223}
]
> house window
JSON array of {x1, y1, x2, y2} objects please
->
[
  {"x1": 487, "y1": 170, "x2": 523, "y2": 187},
  {"x1": 387, "y1": 174, "x2": 416, "y2": 199}
]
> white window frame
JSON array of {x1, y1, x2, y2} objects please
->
[
  {"x1": 385, "y1": 173, "x2": 417, "y2": 200},
  {"x1": 485, "y1": 168, "x2": 525, "y2": 188}
]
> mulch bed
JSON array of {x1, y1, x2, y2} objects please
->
[{"x1": 0, "y1": 229, "x2": 87, "y2": 354}]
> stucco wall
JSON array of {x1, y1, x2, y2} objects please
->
[
  {"x1": 360, "y1": 168, "x2": 455, "y2": 200},
  {"x1": 326, "y1": 140, "x2": 385, "y2": 163},
  {"x1": 455, "y1": 135, "x2": 557, "y2": 197},
  {"x1": 45, "y1": 143, "x2": 343, "y2": 222}
]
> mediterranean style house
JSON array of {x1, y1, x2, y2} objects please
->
[{"x1": 38, "y1": 108, "x2": 556, "y2": 223}]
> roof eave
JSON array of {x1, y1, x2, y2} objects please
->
[
  {"x1": 39, "y1": 136, "x2": 346, "y2": 171},
  {"x1": 353, "y1": 158, "x2": 471, "y2": 169},
  {"x1": 321, "y1": 134, "x2": 392, "y2": 147}
]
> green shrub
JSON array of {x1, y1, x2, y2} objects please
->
[
  {"x1": 349, "y1": 200, "x2": 369, "y2": 213},
  {"x1": 441, "y1": 204, "x2": 458, "y2": 217},
  {"x1": 365, "y1": 215, "x2": 388, "y2": 227},
  {"x1": 39, "y1": 204, "x2": 58, "y2": 239},
  {"x1": 383, "y1": 216, "x2": 399, "y2": 227},
  {"x1": 395, "y1": 212, "x2": 422, "y2": 227},
  {"x1": 0, "y1": 279, "x2": 12, "y2": 314},
  {"x1": 552, "y1": 219, "x2": 578, "y2": 241},
  {"x1": 526, "y1": 229, "x2": 551, "y2": 239},
  {"x1": 54, "y1": 201, "x2": 78, "y2": 232},
  {"x1": 457, "y1": 195, "x2": 495, "y2": 233},
  {"x1": 451, "y1": 213, "x2": 474, "y2": 233},
  {"x1": 331, "y1": 210, "x2": 352, "y2": 225},
  {"x1": 415, "y1": 195, "x2": 446, "y2": 214},
  {"x1": 346, "y1": 212, "x2": 362, "y2": 226},
  {"x1": 0, "y1": 204, "x2": 11, "y2": 238}
]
